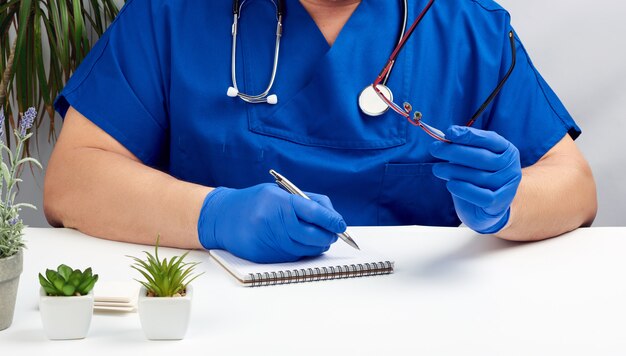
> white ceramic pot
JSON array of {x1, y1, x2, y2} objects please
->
[
  {"x1": 39, "y1": 287, "x2": 94, "y2": 340},
  {"x1": 138, "y1": 285, "x2": 193, "y2": 340}
]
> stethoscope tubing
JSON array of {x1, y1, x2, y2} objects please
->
[
  {"x1": 382, "y1": 0, "x2": 409, "y2": 86},
  {"x1": 229, "y1": 0, "x2": 284, "y2": 104},
  {"x1": 228, "y1": 0, "x2": 407, "y2": 105}
]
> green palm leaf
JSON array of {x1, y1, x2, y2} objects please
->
[{"x1": 0, "y1": 0, "x2": 121, "y2": 148}]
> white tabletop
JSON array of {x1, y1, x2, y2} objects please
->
[{"x1": 2, "y1": 226, "x2": 625, "y2": 355}]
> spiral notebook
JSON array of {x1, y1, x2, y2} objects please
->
[{"x1": 210, "y1": 243, "x2": 394, "y2": 287}]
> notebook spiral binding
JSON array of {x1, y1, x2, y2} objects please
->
[{"x1": 247, "y1": 261, "x2": 394, "y2": 287}]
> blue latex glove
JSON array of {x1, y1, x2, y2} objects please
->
[
  {"x1": 197, "y1": 183, "x2": 346, "y2": 263},
  {"x1": 429, "y1": 126, "x2": 522, "y2": 234}
]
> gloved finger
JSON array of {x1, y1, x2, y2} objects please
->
[
  {"x1": 286, "y1": 221, "x2": 339, "y2": 248},
  {"x1": 445, "y1": 125, "x2": 511, "y2": 153},
  {"x1": 279, "y1": 226, "x2": 333, "y2": 257},
  {"x1": 305, "y1": 192, "x2": 337, "y2": 212},
  {"x1": 445, "y1": 180, "x2": 497, "y2": 209},
  {"x1": 430, "y1": 141, "x2": 511, "y2": 172},
  {"x1": 432, "y1": 162, "x2": 518, "y2": 190},
  {"x1": 290, "y1": 195, "x2": 347, "y2": 233}
]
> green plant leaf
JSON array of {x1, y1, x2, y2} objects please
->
[
  {"x1": 77, "y1": 277, "x2": 96, "y2": 295},
  {"x1": 182, "y1": 273, "x2": 203, "y2": 290},
  {"x1": 42, "y1": 285, "x2": 58, "y2": 295},
  {"x1": 57, "y1": 0, "x2": 70, "y2": 73},
  {"x1": 45, "y1": 268, "x2": 58, "y2": 283},
  {"x1": 40, "y1": 279, "x2": 59, "y2": 295},
  {"x1": 33, "y1": 3, "x2": 50, "y2": 106},
  {"x1": 0, "y1": 146, "x2": 14, "y2": 164},
  {"x1": 11, "y1": 203, "x2": 37, "y2": 210},
  {"x1": 14, "y1": 0, "x2": 32, "y2": 62},
  {"x1": 69, "y1": 269, "x2": 82, "y2": 287},
  {"x1": 76, "y1": 273, "x2": 98, "y2": 295},
  {"x1": 16, "y1": 157, "x2": 42, "y2": 169},
  {"x1": 137, "y1": 281, "x2": 152, "y2": 294},
  {"x1": 38, "y1": 273, "x2": 55, "y2": 292},
  {"x1": 179, "y1": 263, "x2": 201, "y2": 284},
  {"x1": 52, "y1": 277, "x2": 65, "y2": 291},
  {"x1": 61, "y1": 284, "x2": 75, "y2": 296},
  {"x1": 129, "y1": 265, "x2": 157, "y2": 289},
  {"x1": 0, "y1": 162, "x2": 10, "y2": 185},
  {"x1": 57, "y1": 264, "x2": 72, "y2": 281}
]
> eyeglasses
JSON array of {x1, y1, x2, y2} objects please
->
[{"x1": 370, "y1": 1, "x2": 517, "y2": 142}]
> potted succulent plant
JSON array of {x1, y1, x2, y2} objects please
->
[
  {"x1": 127, "y1": 236, "x2": 203, "y2": 340},
  {"x1": 0, "y1": 107, "x2": 41, "y2": 331},
  {"x1": 38, "y1": 264, "x2": 99, "y2": 340}
]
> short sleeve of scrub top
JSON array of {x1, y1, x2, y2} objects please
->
[
  {"x1": 54, "y1": 0, "x2": 169, "y2": 168},
  {"x1": 478, "y1": 5, "x2": 581, "y2": 167}
]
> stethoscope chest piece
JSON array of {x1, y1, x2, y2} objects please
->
[{"x1": 358, "y1": 85, "x2": 393, "y2": 117}]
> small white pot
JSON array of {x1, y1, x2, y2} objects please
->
[
  {"x1": 39, "y1": 287, "x2": 94, "y2": 340},
  {"x1": 138, "y1": 285, "x2": 193, "y2": 340}
]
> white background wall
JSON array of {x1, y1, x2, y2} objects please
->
[
  {"x1": 20, "y1": 0, "x2": 626, "y2": 227},
  {"x1": 497, "y1": 0, "x2": 626, "y2": 226}
]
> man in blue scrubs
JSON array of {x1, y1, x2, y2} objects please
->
[{"x1": 45, "y1": 0, "x2": 597, "y2": 263}]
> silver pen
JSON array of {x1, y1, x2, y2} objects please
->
[{"x1": 269, "y1": 169, "x2": 360, "y2": 250}]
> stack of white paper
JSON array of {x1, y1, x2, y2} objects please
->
[{"x1": 93, "y1": 281, "x2": 139, "y2": 312}]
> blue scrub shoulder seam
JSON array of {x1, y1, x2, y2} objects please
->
[{"x1": 468, "y1": 0, "x2": 508, "y2": 14}]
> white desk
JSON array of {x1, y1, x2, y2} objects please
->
[{"x1": 1, "y1": 227, "x2": 625, "y2": 355}]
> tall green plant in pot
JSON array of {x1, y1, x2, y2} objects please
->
[
  {"x1": 0, "y1": 0, "x2": 120, "y2": 145},
  {"x1": 0, "y1": 107, "x2": 41, "y2": 330}
]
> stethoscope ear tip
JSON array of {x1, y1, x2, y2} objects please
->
[
  {"x1": 267, "y1": 94, "x2": 278, "y2": 105},
  {"x1": 227, "y1": 87, "x2": 239, "y2": 97}
]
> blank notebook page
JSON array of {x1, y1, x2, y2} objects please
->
[{"x1": 210, "y1": 242, "x2": 394, "y2": 287}]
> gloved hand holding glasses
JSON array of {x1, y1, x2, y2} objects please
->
[
  {"x1": 197, "y1": 183, "x2": 346, "y2": 263},
  {"x1": 429, "y1": 125, "x2": 522, "y2": 234}
]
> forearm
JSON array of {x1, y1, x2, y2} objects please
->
[
  {"x1": 496, "y1": 138, "x2": 597, "y2": 241},
  {"x1": 44, "y1": 146, "x2": 210, "y2": 249}
]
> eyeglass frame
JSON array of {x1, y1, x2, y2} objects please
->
[{"x1": 369, "y1": 0, "x2": 518, "y2": 142}]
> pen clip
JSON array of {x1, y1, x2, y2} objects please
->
[{"x1": 269, "y1": 170, "x2": 310, "y2": 199}]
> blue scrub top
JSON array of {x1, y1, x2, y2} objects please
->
[{"x1": 54, "y1": 0, "x2": 580, "y2": 227}]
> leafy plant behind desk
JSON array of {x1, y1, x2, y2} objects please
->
[{"x1": 0, "y1": 0, "x2": 121, "y2": 146}]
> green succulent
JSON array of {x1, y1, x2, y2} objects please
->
[
  {"x1": 38, "y1": 264, "x2": 99, "y2": 296},
  {"x1": 127, "y1": 235, "x2": 203, "y2": 297}
]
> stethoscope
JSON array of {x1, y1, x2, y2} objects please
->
[
  {"x1": 226, "y1": 0, "x2": 517, "y2": 143},
  {"x1": 226, "y1": 0, "x2": 409, "y2": 115}
]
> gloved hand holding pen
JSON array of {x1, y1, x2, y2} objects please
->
[
  {"x1": 429, "y1": 125, "x2": 522, "y2": 234},
  {"x1": 197, "y1": 183, "x2": 346, "y2": 263}
]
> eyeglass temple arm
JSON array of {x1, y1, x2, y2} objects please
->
[
  {"x1": 375, "y1": 0, "x2": 436, "y2": 86},
  {"x1": 466, "y1": 31, "x2": 517, "y2": 127}
]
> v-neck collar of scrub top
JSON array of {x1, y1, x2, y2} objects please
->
[
  {"x1": 241, "y1": 0, "x2": 413, "y2": 149},
  {"x1": 295, "y1": 0, "x2": 364, "y2": 50}
]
